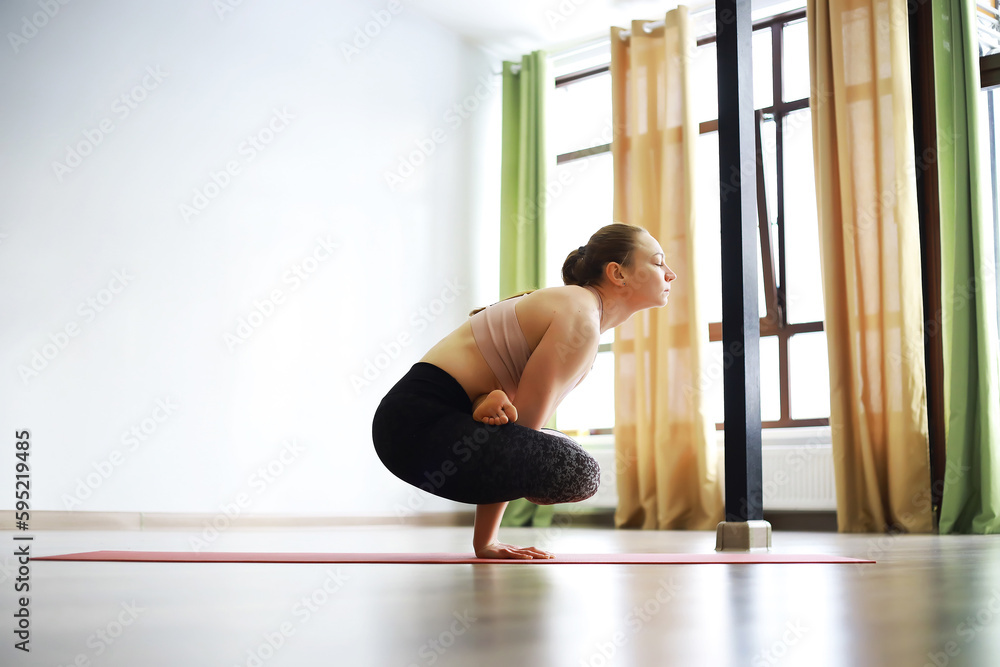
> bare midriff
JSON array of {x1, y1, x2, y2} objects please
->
[
  {"x1": 418, "y1": 286, "x2": 599, "y2": 405},
  {"x1": 418, "y1": 319, "x2": 506, "y2": 404}
]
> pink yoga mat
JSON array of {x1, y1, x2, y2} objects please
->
[{"x1": 33, "y1": 551, "x2": 875, "y2": 564}]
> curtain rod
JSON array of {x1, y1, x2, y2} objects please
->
[
  {"x1": 488, "y1": 63, "x2": 523, "y2": 77},
  {"x1": 617, "y1": 19, "x2": 665, "y2": 41},
  {"x1": 618, "y1": 4, "x2": 719, "y2": 40},
  {"x1": 494, "y1": 0, "x2": 806, "y2": 71},
  {"x1": 495, "y1": 3, "x2": 719, "y2": 75}
]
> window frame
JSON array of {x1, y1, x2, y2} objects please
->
[
  {"x1": 552, "y1": 7, "x2": 829, "y2": 434},
  {"x1": 980, "y1": 0, "x2": 1000, "y2": 337}
]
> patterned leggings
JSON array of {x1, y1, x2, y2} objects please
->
[{"x1": 371, "y1": 362, "x2": 601, "y2": 506}]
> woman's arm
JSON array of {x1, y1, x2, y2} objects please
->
[
  {"x1": 473, "y1": 502, "x2": 506, "y2": 554},
  {"x1": 473, "y1": 502, "x2": 553, "y2": 559},
  {"x1": 511, "y1": 306, "x2": 599, "y2": 430},
  {"x1": 470, "y1": 295, "x2": 596, "y2": 559}
]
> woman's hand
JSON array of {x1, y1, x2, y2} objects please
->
[{"x1": 474, "y1": 540, "x2": 554, "y2": 559}]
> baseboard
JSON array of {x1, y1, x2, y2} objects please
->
[
  {"x1": 547, "y1": 509, "x2": 839, "y2": 532},
  {"x1": 551, "y1": 507, "x2": 617, "y2": 527},
  {"x1": 0, "y1": 510, "x2": 475, "y2": 531},
  {"x1": 763, "y1": 511, "x2": 839, "y2": 532},
  {"x1": 0, "y1": 509, "x2": 839, "y2": 532}
]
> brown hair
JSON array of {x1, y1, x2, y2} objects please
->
[
  {"x1": 467, "y1": 222, "x2": 646, "y2": 317},
  {"x1": 562, "y1": 221, "x2": 646, "y2": 287}
]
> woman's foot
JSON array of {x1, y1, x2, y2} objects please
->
[{"x1": 472, "y1": 389, "x2": 518, "y2": 425}]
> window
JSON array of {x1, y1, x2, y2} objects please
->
[
  {"x1": 985, "y1": 88, "x2": 1000, "y2": 338},
  {"x1": 546, "y1": 61, "x2": 615, "y2": 435},
  {"x1": 697, "y1": 9, "x2": 830, "y2": 429},
  {"x1": 978, "y1": 0, "x2": 1000, "y2": 337},
  {"x1": 545, "y1": 5, "x2": 829, "y2": 435}
]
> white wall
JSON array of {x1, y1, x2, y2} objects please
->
[{"x1": 0, "y1": 0, "x2": 501, "y2": 517}]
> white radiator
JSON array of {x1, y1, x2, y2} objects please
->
[
  {"x1": 572, "y1": 427, "x2": 837, "y2": 512},
  {"x1": 755, "y1": 443, "x2": 837, "y2": 510}
]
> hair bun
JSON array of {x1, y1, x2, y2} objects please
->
[{"x1": 561, "y1": 221, "x2": 645, "y2": 287}]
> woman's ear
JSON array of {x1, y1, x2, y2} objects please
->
[{"x1": 605, "y1": 262, "x2": 626, "y2": 287}]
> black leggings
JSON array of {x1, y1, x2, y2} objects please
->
[{"x1": 371, "y1": 362, "x2": 601, "y2": 506}]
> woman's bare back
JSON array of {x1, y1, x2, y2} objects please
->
[{"x1": 418, "y1": 285, "x2": 600, "y2": 405}]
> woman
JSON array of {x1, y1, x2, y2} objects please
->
[{"x1": 371, "y1": 222, "x2": 676, "y2": 559}]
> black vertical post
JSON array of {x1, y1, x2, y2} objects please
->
[
  {"x1": 716, "y1": 0, "x2": 763, "y2": 522},
  {"x1": 909, "y1": 0, "x2": 946, "y2": 524}
]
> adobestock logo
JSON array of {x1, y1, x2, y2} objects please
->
[
  {"x1": 351, "y1": 278, "x2": 466, "y2": 394},
  {"x1": 52, "y1": 66, "x2": 169, "y2": 182},
  {"x1": 18, "y1": 269, "x2": 135, "y2": 385},
  {"x1": 225, "y1": 235, "x2": 339, "y2": 352},
  {"x1": 340, "y1": 0, "x2": 406, "y2": 63},
  {"x1": 7, "y1": 0, "x2": 72, "y2": 55},
  {"x1": 189, "y1": 439, "x2": 306, "y2": 551},
  {"x1": 384, "y1": 76, "x2": 500, "y2": 192},
  {"x1": 53, "y1": 600, "x2": 146, "y2": 667},
  {"x1": 61, "y1": 398, "x2": 179, "y2": 510},
  {"x1": 179, "y1": 107, "x2": 295, "y2": 224}
]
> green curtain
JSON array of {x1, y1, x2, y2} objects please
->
[
  {"x1": 934, "y1": 0, "x2": 1000, "y2": 533},
  {"x1": 498, "y1": 50, "x2": 555, "y2": 528},
  {"x1": 499, "y1": 51, "x2": 548, "y2": 297}
]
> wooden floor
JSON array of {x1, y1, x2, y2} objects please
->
[{"x1": 4, "y1": 526, "x2": 1000, "y2": 666}]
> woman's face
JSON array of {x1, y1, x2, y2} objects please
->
[{"x1": 625, "y1": 232, "x2": 677, "y2": 308}]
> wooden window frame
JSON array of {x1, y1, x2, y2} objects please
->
[{"x1": 554, "y1": 8, "x2": 828, "y2": 434}]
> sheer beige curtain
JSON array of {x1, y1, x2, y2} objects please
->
[
  {"x1": 808, "y1": 0, "x2": 933, "y2": 532},
  {"x1": 610, "y1": 7, "x2": 724, "y2": 530}
]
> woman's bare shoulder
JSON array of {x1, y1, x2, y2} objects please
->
[
  {"x1": 516, "y1": 285, "x2": 600, "y2": 349},
  {"x1": 520, "y1": 285, "x2": 592, "y2": 308}
]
